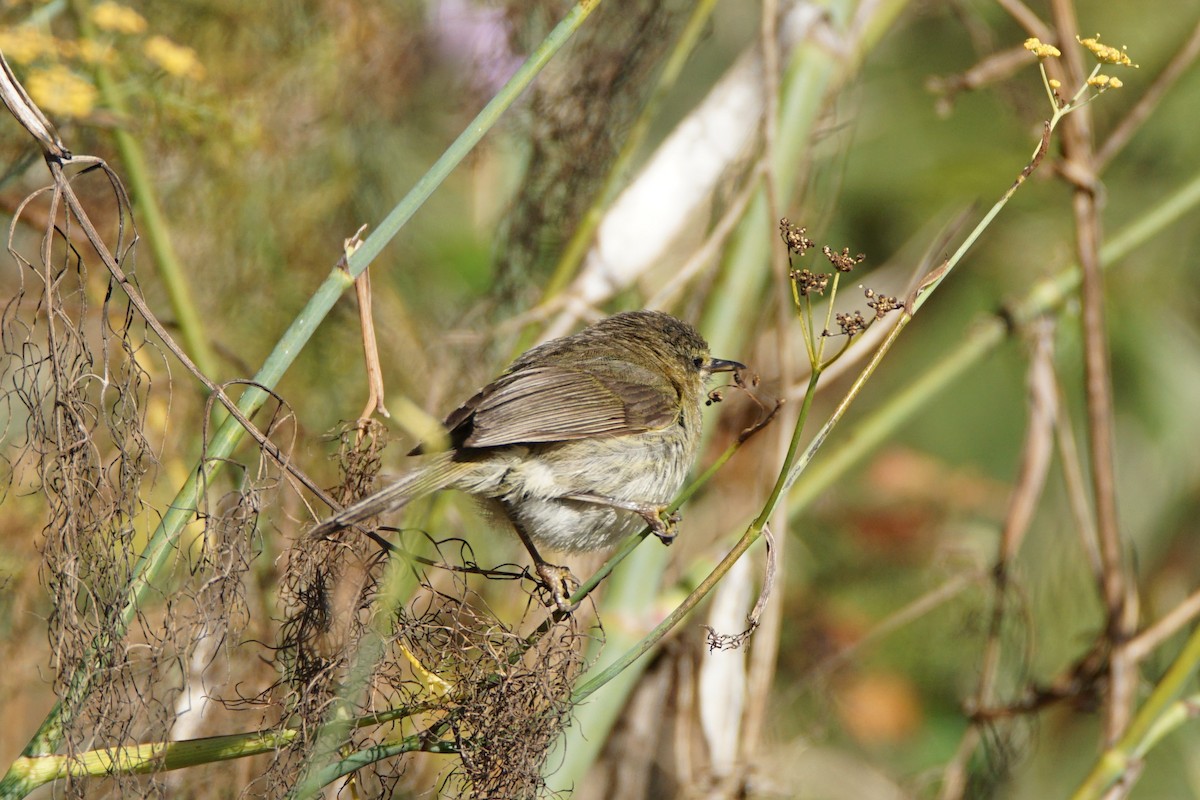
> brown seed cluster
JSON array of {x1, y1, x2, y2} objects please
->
[
  {"x1": 779, "y1": 218, "x2": 815, "y2": 255},
  {"x1": 792, "y1": 268, "x2": 830, "y2": 297},
  {"x1": 823, "y1": 245, "x2": 866, "y2": 273},
  {"x1": 830, "y1": 310, "x2": 867, "y2": 337},
  {"x1": 779, "y1": 219, "x2": 903, "y2": 342},
  {"x1": 864, "y1": 287, "x2": 902, "y2": 319}
]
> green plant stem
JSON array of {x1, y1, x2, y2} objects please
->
[
  {"x1": 0, "y1": 3, "x2": 600, "y2": 796},
  {"x1": 299, "y1": 722, "x2": 458, "y2": 793},
  {"x1": 755, "y1": 370, "x2": 822, "y2": 528},
  {"x1": 69, "y1": 0, "x2": 219, "y2": 377},
  {"x1": 572, "y1": 369, "x2": 821, "y2": 702},
  {"x1": 7, "y1": 730, "x2": 299, "y2": 786},
  {"x1": 2, "y1": 702, "x2": 434, "y2": 792},
  {"x1": 1072, "y1": 624, "x2": 1200, "y2": 799}
]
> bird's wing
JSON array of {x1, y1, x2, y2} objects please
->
[{"x1": 449, "y1": 362, "x2": 680, "y2": 448}]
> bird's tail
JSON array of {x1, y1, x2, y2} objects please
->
[{"x1": 308, "y1": 451, "x2": 475, "y2": 539}]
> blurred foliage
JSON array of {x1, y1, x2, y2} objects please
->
[{"x1": 1, "y1": 0, "x2": 1199, "y2": 798}]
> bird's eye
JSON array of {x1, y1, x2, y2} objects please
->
[{"x1": 692, "y1": 356, "x2": 705, "y2": 369}]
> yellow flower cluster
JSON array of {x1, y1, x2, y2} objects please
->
[
  {"x1": 0, "y1": 27, "x2": 115, "y2": 66},
  {"x1": 0, "y1": 2, "x2": 206, "y2": 121},
  {"x1": 0, "y1": 27, "x2": 57, "y2": 64},
  {"x1": 1077, "y1": 35, "x2": 1137, "y2": 67},
  {"x1": 1023, "y1": 38, "x2": 1061, "y2": 59},
  {"x1": 26, "y1": 64, "x2": 98, "y2": 118},
  {"x1": 1087, "y1": 75, "x2": 1124, "y2": 90},
  {"x1": 144, "y1": 35, "x2": 205, "y2": 80},
  {"x1": 91, "y1": 1, "x2": 148, "y2": 35}
]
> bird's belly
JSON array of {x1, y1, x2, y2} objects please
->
[{"x1": 486, "y1": 432, "x2": 694, "y2": 552}]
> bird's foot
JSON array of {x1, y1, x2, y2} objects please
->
[
  {"x1": 644, "y1": 508, "x2": 681, "y2": 546},
  {"x1": 535, "y1": 561, "x2": 580, "y2": 614}
]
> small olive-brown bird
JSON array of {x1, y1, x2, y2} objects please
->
[{"x1": 310, "y1": 310, "x2": 743, "y2": 610}]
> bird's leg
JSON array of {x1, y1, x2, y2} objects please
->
[
  {"x1": 565, "y1": 493, "x2": 681, "y2": 545},
  {"x1": 509, "y1": 518, "x2": 579, "y2": 613}
]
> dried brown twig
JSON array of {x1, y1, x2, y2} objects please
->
[{"x1": 1048, "y1": 0, "x2": 1136, "y2": 744}]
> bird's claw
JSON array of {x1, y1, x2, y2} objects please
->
[
  {"x1": 648, "y1": 509, "x2": 681, "y2": 546},
  {"x1": 536, "y1": 562, "x2": 580, "y2": 613}
]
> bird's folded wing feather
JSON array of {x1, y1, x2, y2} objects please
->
[{"x1": 457, "y1": 362, "x2": 679, "y2": 447}]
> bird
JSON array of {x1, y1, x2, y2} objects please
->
[{"x1": 310, "y1": 310, "x2": 745, "y2": 611}]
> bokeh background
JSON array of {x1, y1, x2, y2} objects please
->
[{"x1": 1, "y1": 0, "x2": 1199, "y2": 797}]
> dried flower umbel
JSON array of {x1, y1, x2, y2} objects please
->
[{"x1": 780, "y1": 219, "x2": 902, "y2": 368}]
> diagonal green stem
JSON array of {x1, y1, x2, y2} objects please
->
[
  {"x1": 1072, "y1": 623, "x2": 1200, "y2": 799},
  {"x1": 572, "y1": 370, "x2": 821, "y2": 702}
]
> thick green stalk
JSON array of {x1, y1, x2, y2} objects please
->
[
  {"x1": 1071, "y1": 624, "x2": 1200, "y2": 799},
  {"x1": 298, "y1": 724, "x2": 458, "y2": 792},
  {"x1": 3, "y1": 703, "x2": 435, "y2": 793},
  {"x1": 7, "y1": 730, "x2": 299, "y2": 787}
]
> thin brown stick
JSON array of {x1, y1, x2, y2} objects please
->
[
  {"x1": 937, "y1": 725, "x2": 982, "y2": 800},
  {"x1": 968, "y1": 640, "x2": 1108, "y2": 722},
  {"x1": 971, "y1": 321, "x2": 1058, "y2": 708},
  {"x1": 939, "y1": 323, "x2": 1058, "y2": 795},
  {"x1": 349, "y1": 238, "x2": 390, "y2": 424},
  {"x1": 927, "y1": 45, "x2": 1035, "y2": 111},
  {"x1": 48, "y1": 158, "x2": 342, "y2": 516},
  {"x1": 998, "y1": 321, "x2": 1059, "y2": 566},
  {"x1": 1125, "y1": 588, "x2": 1200, "y2": 664},
  {"x1": 0, "y1": 50, "x2": 68, "y2": 159},
  {"x1": 1049, "y1": 0, "x2": 1135, "y2": 743},
  {"x1": 1051, "y1": 369, "x2": 1103, "y2": 582}
]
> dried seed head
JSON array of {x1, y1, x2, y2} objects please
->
[
  {"x1": 828, "y1": 310, "x2": 868, "y2": 337},
  {"x1": 791, "y1": 268, "x2": 830, "y2": 297},
  {"x1": 823, "y1": 246, "x2": 866, "y2": 273},
  {"x1": 779, "y1": 218, "x2": 815, "y2": 255},
  {"x1": 863, "y1": 287, "x2": 902, "y2": 319}
]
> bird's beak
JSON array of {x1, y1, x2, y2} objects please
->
[{"x1": 709, "y1": 357, "x2": 745, "y2": 374}]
